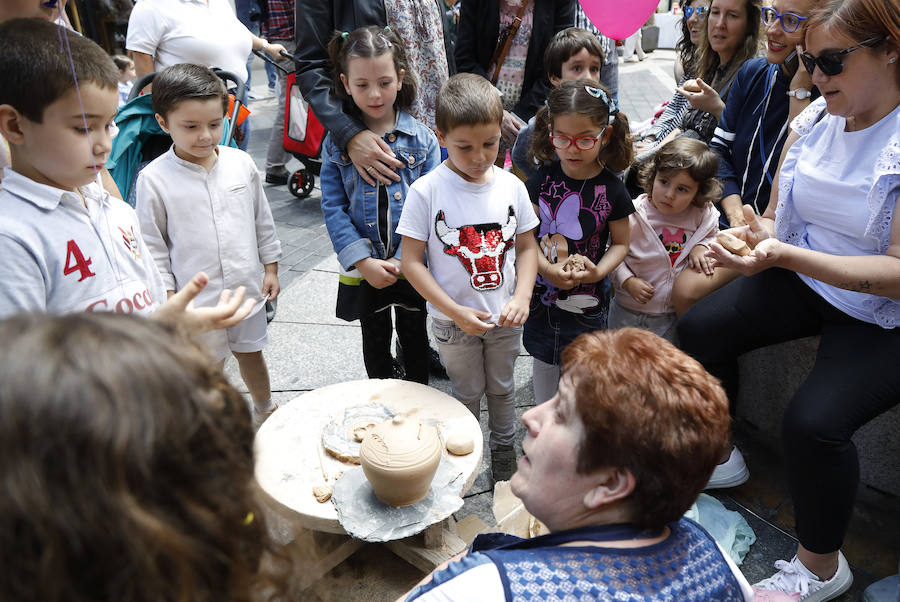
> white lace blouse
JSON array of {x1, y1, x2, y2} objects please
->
[{"x1": 775, "y1": 97, "x2": 900, "y2": 329}]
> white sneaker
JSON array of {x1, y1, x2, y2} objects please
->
[
  {"x1": 705, "y1": 446, "x2": 749, "y2": 489},
  {"x1": 753, "y1": 552, "x2": 853, "y2": 601}
]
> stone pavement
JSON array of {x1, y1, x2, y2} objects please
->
[{"x1": 222, "y1": 50, "x2": 895, "y2": 600}]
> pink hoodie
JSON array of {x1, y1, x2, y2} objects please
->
[{"x1": 610, "y1": 194, "x2": 719, "y2": 315}]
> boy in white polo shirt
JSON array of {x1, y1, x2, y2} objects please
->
[
  {"x1": 136, "y1": 63, "x2": 282, "y2": 427},
  {"x1": 0, "y1": 19, "x2": 256, "y2": 329}
]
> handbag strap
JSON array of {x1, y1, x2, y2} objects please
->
[{"x1": 489, "y1": 0, "x2": 530, "y2": 85}]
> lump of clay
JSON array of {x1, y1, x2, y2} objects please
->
[
  {"x1": 564, "y1": 254, "x2": 587, "y2": 273},
  {"x1": 312, "y1": 485, "x2": 332, "y2": 503},
  {"x1": 445, "y1": 432, "x2": 474, "y2": 456},
  {"x1": 359, "y1": 415, "x2": 442, "y2": 507},
  {"x1": 351, "y1": 422, "x2": 376, "y2": 442},
  {"x1": 716, "y1": 231, "x2": 751, "y2": 256}
]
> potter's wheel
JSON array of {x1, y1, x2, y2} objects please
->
[{"x1": 331, "y1": 457, "x2": 465, "y2": 542}]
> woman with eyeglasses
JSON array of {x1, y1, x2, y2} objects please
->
[
  {"x1": 678, "y1": 0, "x2": 900, "y2": 598},
  {"x1": 670, "y1": 0, "x2": 820, "y2": 315},
  {"x1": 633, "y1": 0, "x2": 710, "y2": 156}
]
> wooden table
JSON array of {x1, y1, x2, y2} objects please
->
[{"x1": 254, "y1": 379, "x2": 484, "y2": 587}]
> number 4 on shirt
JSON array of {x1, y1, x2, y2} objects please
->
[{"x1": 63, "y1": 239, "x2": 96, "y2": 281}]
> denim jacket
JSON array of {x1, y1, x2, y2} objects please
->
[{"x1": 320, "y1": 110, "x2": 441, "y2": 271}]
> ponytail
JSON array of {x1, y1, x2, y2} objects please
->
[
  {"x1": 598, "y1": 112, "x2": 633, "y2": 173},
  {"x1": 528, "y1": 102, "x2": 555, "y2": 165}
]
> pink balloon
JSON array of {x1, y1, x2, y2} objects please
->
[{"x1": 579, "y1": 0, "x2": 659, "y2": 40}]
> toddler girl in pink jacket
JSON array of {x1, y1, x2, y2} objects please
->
[{"x1": 609, "y1": 138, "x2": 722, "y2": 342}]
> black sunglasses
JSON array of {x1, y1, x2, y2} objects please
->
[{"x1": 801, "y1": 36, "x2": 885, "y2": 76}]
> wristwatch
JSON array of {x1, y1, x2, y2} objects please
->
[{"x1": 787, "y1": 88, "x2": 812, "y2": 99}]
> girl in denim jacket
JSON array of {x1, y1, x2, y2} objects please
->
[{"x1": 321, "y1": 25, "x2": 441, "y2": 383}]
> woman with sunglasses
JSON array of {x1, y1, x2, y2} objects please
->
[
  {"x1": 670, "y1": 0, "x2": 820, "y2": 316},
  {"x1": 678, "y1": 0, "x2": 900, "y2": 598},
  {"x1": 634, "y1": 0, "x2": 711, "y2": 156}
]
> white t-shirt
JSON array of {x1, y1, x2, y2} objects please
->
[
  {"x1": 396, "y1": 163, "x2": 539, "y2": 322},
  {"x1": 0, "y1": 169, "x2": 166, "y2": 318},
  {"x1": 126, "y1": 0, "x2": 253, "y2": 82},
  {"x1": 135, "y1": 146, "x2": 282, "y2": 314},
  {"x1": 788, "y1": 101, "x2": 900, "y2": 324}
]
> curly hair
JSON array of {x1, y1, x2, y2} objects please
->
[
  {"x1": 327, "y1": 25, "x2": 417, "y2": 121},
  {"x1": 529, "y1": 80, "x2": 633, "y2": 173},
  {"x1": 638, "y1": 137, "x2": 722, "y2": 208},
  {"x1": 0, "y1": 313, "x2": 288, "y2": 602},
  {"x1": 693, "y1": 0, "x2": 763, "y2": 88},
  {"x1": 561, "y1": 328, "x2": 731, "y2": 530}
]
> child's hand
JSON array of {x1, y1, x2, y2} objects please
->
[
  {"x1": 262, "y1": 272, "x2": 280, "y2": 300},
  {"x1": 573, "y1": 256, "x2": 606, "y2": 285},
  {"x1": 542, "y1": 262, "x2": 578, "y2": 290},
  {"x1": 450, "y1": 304, "x2": 495, "y2": 336},
  {"x1": 155, "y1": 272, "x2": 257, "y2": 334},
  {"x1": 386, "y1": 257, "x2": 402, "y2": 274},
  {"x1": 623, "y1": 277, "x2": 655, "y2": 304},
  {"x1": 357, "y1": 257, "x2": 400, "y2": 289},
  {"x1": 688, "y1": 245, "x2": 715, "y2": 275},
  {"x1": 498, "y1": 295, "x2": 529, "y2": 327}
]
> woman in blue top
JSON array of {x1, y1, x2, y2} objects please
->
[
  {"x1": 320, "y1": 26, "x2": 441, "y2": 383},
  {"x1": 711, "y1": 0, "x2": 820, "y2": 229},
  {"x1": 679, "y1": 0, "x2": 900, "y2": 597}
]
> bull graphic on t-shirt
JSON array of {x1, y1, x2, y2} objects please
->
[{"x1": 434, "y1": 207, "x2": 517, "y2": 291}]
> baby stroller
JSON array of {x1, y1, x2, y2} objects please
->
[
  {"x1": 108, "y1": 69, "x2": 247, "y2": 206},
  {"x1": 253, "y1": 49, "x2": 323, "y2": 200}
]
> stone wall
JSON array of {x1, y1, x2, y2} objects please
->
[{"x1": 735, "y1": 337, "x2": 900, "y2": 497}]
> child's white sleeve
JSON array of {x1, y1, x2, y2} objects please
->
[
  {"x1": 0, "y1": 235, "x2": 47, "y2": 318},
  {"x1": 513, "y1": 181, "x2": 539, "y2": 234},
  {"x1": 134, "y1": 173, "x2": 176, "y2": 291},
  {"x1": 395, "y1": 184, "x2": 430, "y2": 242},
  {"x1": 249, "y1": 163, "x2": 282, "y2": 265}
]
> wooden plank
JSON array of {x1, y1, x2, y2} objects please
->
[{"x1": 384, "y1": 529, "x2": 467, "y2": 573}]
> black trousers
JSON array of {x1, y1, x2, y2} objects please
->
[
  {"x1": 677, "y1": 268, "x2": 900, "y2": 553},
  {"x1": 359, "y1": 279, "x2": 428, "y2": 384}
]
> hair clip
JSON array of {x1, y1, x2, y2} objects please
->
[
  {"x1": 341, "y1": 32, "x2": 349, "y2": 39},
  {"x1": 584, "y1": 85, "x2": 619, "y2": 122},
  {"x1": 384, "y1": 25, "x2": 392, "y2": 33},
  {"x1": 243, "y1": 512, "x2": 255, "y2": 526}
]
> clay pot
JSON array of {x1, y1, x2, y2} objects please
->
[{"x1": 359, "y1": 415, "x2": 442, "y2": 507}]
